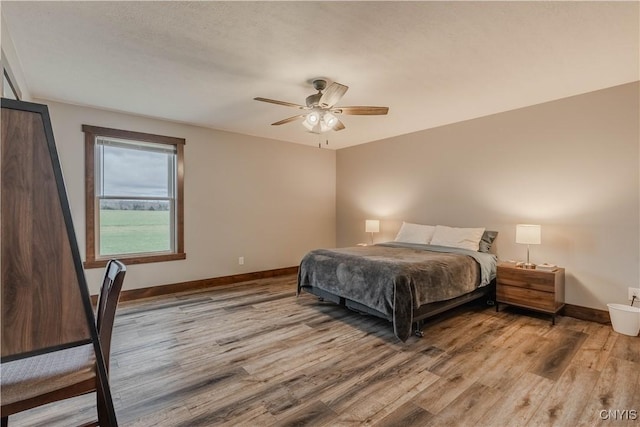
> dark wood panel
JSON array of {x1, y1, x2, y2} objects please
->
[
  {"x1": 176, "y1": 143, "x2": 184, "y2": 255},
  {"x1": 1, "y1": 108, "x2": 35, "y2": 355},
  {"x1": 497, "y1": 265, "x2": 562, "y2": 292},
  {"x1": 497, "y1": 277, "x2": 555, "y2": 292},
  {"x1": 497, "y1": 285, "x2": 557, "y2": 311},
  {"x1": 81, "y1": 124, "x2": 185, "y2": 146},
  {"x1": 84, "y1": 253, "x2": 186, "y2": 269},
  {"x1": 563, "y1": 303, "x2": 611, "y2": 324},
  {"x1": 83, "y1": 131, "x2": 96, "y2": 263},
  {"x1": 1, "y1": 107, "x2": 90, "y2": 357},
  {"x1": 111, "y1": 266, "x2": 299, "y2": 302}
]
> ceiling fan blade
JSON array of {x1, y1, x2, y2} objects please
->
[
  {"x1": 333, "y1": 119, "x2": 346, "y2": 131},
  {"x1": 254, "y1": 97, "x2": 308, "y2": 109},
  {"x1": 333, "y1": 106, "x2": 389, "y2": 115},
  {"x1": 271, "y1": 115, "x2": 305, "y2": 126},
  {"x1": 319, "y1": 82, "x2": 348, "y2": 108}
]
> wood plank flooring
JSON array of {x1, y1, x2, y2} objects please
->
[{"x1": 8, "y1": 275, "x2": 640, "y2": 426}]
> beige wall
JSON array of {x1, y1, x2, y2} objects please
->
[
  {"x1": 1, "y1": 14, "x2": 31, "y2": 100},
  {"x1": 40, "y1": 100, "x2": 336, "y2": 294},
  {"x1": 336, "y1": 82, "x2": 639, "y2": 310}
]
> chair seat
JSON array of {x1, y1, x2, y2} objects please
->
[{"x1": 1, "y1": 344, "x2": 96, "y2": 406}]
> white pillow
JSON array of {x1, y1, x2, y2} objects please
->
[
  {"x1": 394, "y1": 222, "x2": 436, "y2": 245},
  {"x1": 430, "y1": 225, "x2": 486, "y2": 251}
]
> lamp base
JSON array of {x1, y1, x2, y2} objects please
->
[{"x1": 523, "y1": 263, "x2": 537, "y2": 270}]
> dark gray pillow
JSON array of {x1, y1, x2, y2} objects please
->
[{"x1": 479, "y1": 231, "x2": 498, "y2": 253}]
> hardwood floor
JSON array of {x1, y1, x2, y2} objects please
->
[{"x1": 8, "y1": 275, "x2": 640, "y2": 426}]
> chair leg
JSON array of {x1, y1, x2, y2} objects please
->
[
  {"x1": 96, "y1": 387, "x2": 109, "y2": 426},
  {"x1": 2, "y1": 416, "x2": 8, "y2": 427}
]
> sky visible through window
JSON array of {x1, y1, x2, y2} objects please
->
[{"x1": 102, "y1": 145, "x2": 170, "y2": 197}]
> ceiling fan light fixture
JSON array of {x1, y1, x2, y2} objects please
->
[
  {"x1": 307, "y1": 111, "x2": 320, "y2": 123},
  {"x1": 302, "y1": 111, "x2": 320, "y2": 131},
  {"x1": 254, "y1": 79, "x2": 389, "y2": 137},
  {"x1": 323, "y1": 112, "x2": 338, "y2": 128},
  {"x1": 303, "y1": 111, "x2": 335, "y2": 133}
]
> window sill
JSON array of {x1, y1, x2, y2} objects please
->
[{"x1": 84, "y1": 252, "x2": 186, "y2": 269}]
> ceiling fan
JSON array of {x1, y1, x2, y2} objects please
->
[{"x1": 254, "y1": 79, "x2": 389, "y2": 134}]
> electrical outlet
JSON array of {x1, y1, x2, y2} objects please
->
[
  {"x1": 628, "y1": 287, "x2": 640, "y2": 300},
  {"x1": 238, "y1": 256, "x2": 244, "y2": 265}
]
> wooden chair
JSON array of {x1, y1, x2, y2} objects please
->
[{"x1": 1, "y1": 260, "x2": 127, "y2": 426}]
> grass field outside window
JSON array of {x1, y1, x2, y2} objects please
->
[{"x1": 99, "y1": 209, "x2": 171, "y2": 256}]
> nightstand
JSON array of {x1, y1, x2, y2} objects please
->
[{"x1": 496, "y1": 263, "x2": 565, "y2": 324}]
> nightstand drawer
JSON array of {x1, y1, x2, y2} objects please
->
[
  {"x1": 497, "y1": 267, "x2": 556, "y2": 292},
  {"x1": 497, "y1": 286, "x2": 556, "y2": 311}
]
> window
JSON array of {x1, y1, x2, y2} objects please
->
[{"x1": 83, "y1": 125, "x2": 185, "y2": 268}]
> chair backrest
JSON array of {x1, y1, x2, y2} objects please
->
[{"x1": 95, "y1": 259, "x2": 126, "y2": 372}]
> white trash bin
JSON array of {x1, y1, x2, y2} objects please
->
[{"x1": 607, "y1": 303, "x2": 640, "y2": 336}]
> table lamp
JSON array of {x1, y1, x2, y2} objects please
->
[
  {"x1": 365, "y1": 220, "x2": 380, "y2": 245},
  {"x1": 516, "y1": 224, "x2": 541, "y2": 269}
]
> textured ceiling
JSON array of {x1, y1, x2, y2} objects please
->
[{"x1": 2, "y1": 1, "x2": 638, "y2": 149}]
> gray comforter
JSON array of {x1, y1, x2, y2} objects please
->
[{"x1": 297, "y1": 242, "x2": 497, "y2": 342}]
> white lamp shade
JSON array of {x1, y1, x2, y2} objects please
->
[
  {"x1": 516, "y1": 224, "x2": 541, "y2": 245},
  {"x1": 323, "y1": 112, "x2": 338, "y2": 128},
  {"x1": 302, "y1": 111, "x2": 320, "y2": 132},
  {"x1": 365, "y1": 220, "x2": 380, "y2": 233},
  {"x1": 306, "y1": 111, "x2": 320, "y2": 124},
  {"x1": 303, "y1": 110, "x2": 337, "y2": 133}
]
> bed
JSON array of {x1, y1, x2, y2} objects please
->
[{"x1": 297, "y1": 241, "x2": 498, "y2": 342}]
